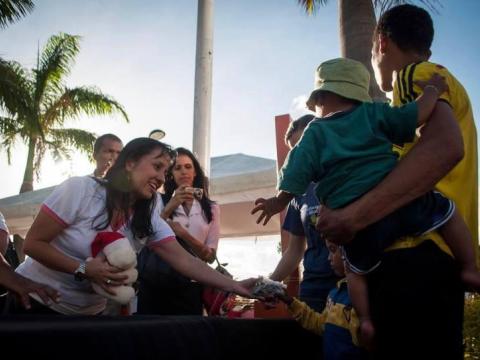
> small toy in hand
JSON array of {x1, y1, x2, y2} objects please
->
[
  {"x1": 252, "y1": 276, "x2": 287, "y2": 298},
  {"x1": 90, "y1": 231, "x2": 138, "y2": 305}
]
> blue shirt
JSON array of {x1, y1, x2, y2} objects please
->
[
  {"x1": 323, "y1": 281, "x2": 368, "y2": 360},
  {"x1": 282, "y1": 183, "x2": 337, "y2": 300}
]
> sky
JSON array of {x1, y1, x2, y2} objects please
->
[{"x1": 1, "y1": 0, "x2": 479, "y2": 199}]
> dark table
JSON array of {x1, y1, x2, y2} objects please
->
[{"x1": 0, "y1": 315, "x2": 322, "y2": 360}]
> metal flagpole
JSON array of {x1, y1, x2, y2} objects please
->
[{"x1": 192, "y1": 0, "x2": 214, "y2": 177}]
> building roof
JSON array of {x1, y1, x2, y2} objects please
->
[
  {"x1": 211, "y1": 153, "x2": 276, "y2": 178},
  {"x1": 0, "y1": 153, "x2": 279, "y2": 238}
]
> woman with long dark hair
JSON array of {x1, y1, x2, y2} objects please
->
[
  {"x1": 137, "y1": 147, "x2": 221, "y2": 315},
  {"x1": 162, "y1": 147, "x2": 219, "y2": 262},
  {"x1": 8, "y1": 138, "x2": 253, "y2": 315}
]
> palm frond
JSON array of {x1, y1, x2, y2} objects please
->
[
  {"x1": 297, "y1": 0, "x2": 329, "y2": 15},
  {"x1": 48, "y1": 128, "x2": 96, "y2": 156},
  {"x1": 1, "y1": 134, "x2": 16, "y2": 164},
  {"x1": 34, "y1": 33, "x2": 81, "y2": 111},
  {"x1": 0, "y1": 115, "x2": 20, "y2": 134},
  {"x1": 0, "y1": 116, "x2": 20, "y2": 164},
  {"x1": 42, "y1": 86, "x2": 129, "y2": 127},
  {"x1": 373, "y1": 0, "x2": 441, "y2": 14},
  {"x1": 0, "y1": 57, "x2": 33, "y2": 117},
  {"x1": 297, "y1": 0, "x2": 441, "y2": 15},
  {"x1": 0, "y1": 0, "x2": 34, "y2": 28}
]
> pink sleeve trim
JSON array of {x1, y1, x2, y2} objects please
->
[
  {"x1": 147, "y1": 236, "x2": 177, "y2": 249},
  {"x1": 41, "y1": 204, "x2": 69, "y2": 228}
]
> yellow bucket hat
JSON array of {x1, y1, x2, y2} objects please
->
[{"x1": 306, "y1": 58, "x2": 372, "y2": 110}]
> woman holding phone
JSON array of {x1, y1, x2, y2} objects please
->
[{"x1": 137, "y1": 147, "x2": 220, "y2": 315}]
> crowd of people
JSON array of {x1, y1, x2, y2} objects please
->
[{"x1": 0, "y1": 4, "x2": 478, "y2": 360}]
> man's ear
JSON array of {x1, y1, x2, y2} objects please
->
[
  {"x1": 306, "y1": 98, "x2": 316, "y2": 112},
  {"x1": 377, "y1": 34, "x2": 388, "y2": 54}
]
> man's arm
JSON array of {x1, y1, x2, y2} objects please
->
[
  {"x1": 0, "y1": 230, "x2": 8, "y2": 256},
  {"x1": 270, "y1": 234, "x2": 306, "y2": 282},
  {"x1": 0, "y1": 253, "x2": 60, "y2": 309},
  {"x1": 317, "y1": 102, "x2": 463, "y2": 241}
]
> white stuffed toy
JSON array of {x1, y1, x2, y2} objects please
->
[{"x1": 90, "y1": 231, "x2": 138, "y2": 305}]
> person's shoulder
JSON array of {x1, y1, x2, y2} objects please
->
[
  {"x1": 420, "y1": 61, "x2": 451, "y2": 74},
  {"x1": 71, "y1": 175, "x2": 102, "y2": 188},
  {"x1": 403, "y1": 60, "x2": 448, "y2": 74},
  {"x1": 57, "y1": 176, "x2": 103, "y2": 195},
  {"x1": 57, "y1": 175, "x2": 89, "y2": 187},
  {"x1": 394, "y1": 61, "x2": 446, "y2": 104},
  {"x1": 398, "y1": 61, "x2": 454, "y2": 86}
]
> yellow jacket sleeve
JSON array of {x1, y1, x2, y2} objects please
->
[{"x1": 288, "y1": 298, "x2": 326, "y2": 336}]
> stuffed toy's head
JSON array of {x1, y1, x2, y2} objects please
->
[
  {"x1": 91, "y1": 231, "x2": 136, "y2": 269},
  {"x1": 90, "y1": 231, "x2": 138, "y2": 305}
]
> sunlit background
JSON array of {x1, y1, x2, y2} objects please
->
[{"x1": 1, "y1": 0, "x2": 479, "y2": 278}]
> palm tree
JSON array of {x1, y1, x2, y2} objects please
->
[
  {"x1": 297, "y1": 0, "x2": 439, "y2": 101},
  {"x1": 0, "y1": 0, "x2": 34, "y2": 28},
  {"x1": 0, "y1": 32, "x2": 129, "y2": 193}
]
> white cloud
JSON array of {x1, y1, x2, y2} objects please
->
[{"x1": 289, "y1": 94, "x2": 314, "y2": 121}]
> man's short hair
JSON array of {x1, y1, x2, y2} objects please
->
[
  {"x1": 93, "y1": 134, "x2": 122, "y2": 155},
  {"x1": 375, "y1": 4, "x2": 434, "y2": 56},
  {"x1": 285, "y1": 114, "x2": 315, "y2": 145}
]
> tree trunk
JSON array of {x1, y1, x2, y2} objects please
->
[
  {"x1": 19, "y1": 137, "x2": 36, "y2": 193},
  {"x1": 338, "y1": 0, "x2": 386, "y2": 101}
]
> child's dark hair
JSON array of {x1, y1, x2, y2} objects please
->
[
  {"x1": 312, "y1": 91, "x2": 362, "y2": 109},
  {"x1": 285, "y1": 114, "x2": 315, "y2": 145},
  {"x1": 163, "y1": 147, "x2": 215, "y2": 223},
  {"x1": 93, "y1": 137, "x2": 176, "y2": 239},
  {"x1": 375, "y1": 4, "x2": 434, "y2": 57}
]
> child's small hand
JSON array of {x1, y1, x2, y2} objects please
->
[
  {"x1": 276, "y1": 290, "x2": 294, "y2": 306},
  {"x1": 415, "y1": 73, "x2": 448, "y2": 96},
  {"x1": 251, "y1": 197, "x2": 284, "y2": 225},
  {"x1": 260, "y1": 290, "x2": 293, "y2": 308}
]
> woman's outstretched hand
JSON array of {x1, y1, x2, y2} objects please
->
[{"x1": 232, "y1": 277, "x2": 259, "y2": 298}]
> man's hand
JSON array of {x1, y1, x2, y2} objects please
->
[
  {"x1": 251, "y1": 197, "x2": 285, "y2": 225},
  {"x1": 315, "y1": 206, "x2": 358, "y2": 245},
  {"x1": 9, "y1": 274, "x2": 60, "y2": 310}
]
